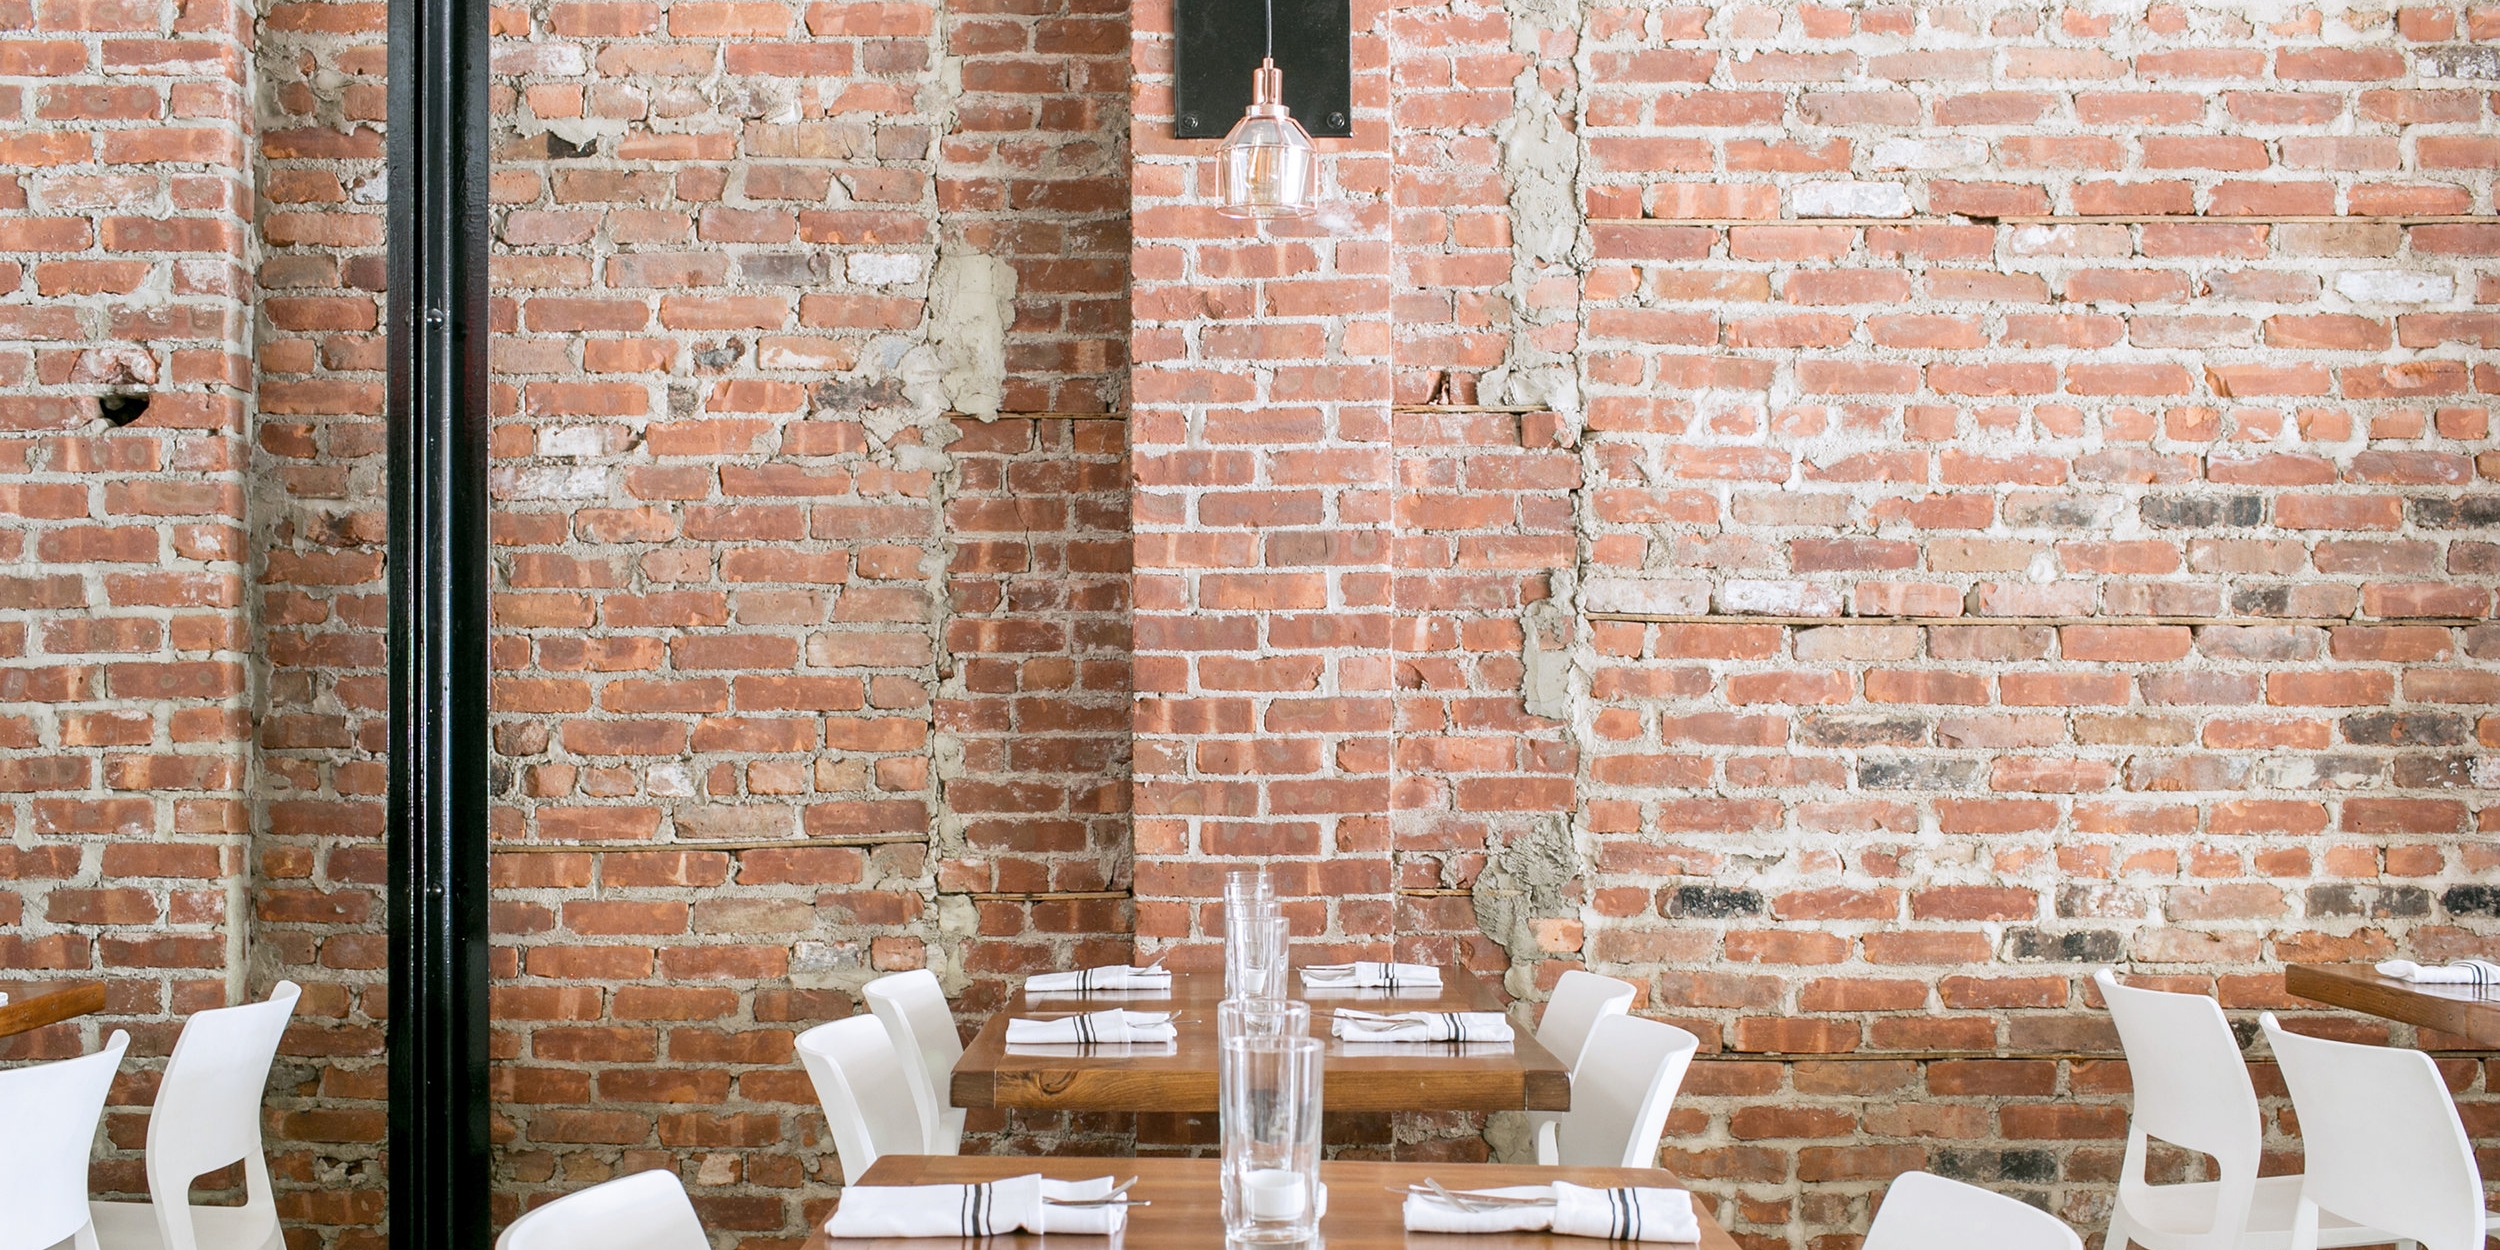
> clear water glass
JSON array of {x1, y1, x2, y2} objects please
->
[
  {"x1": 1219, "y1": 1033, "x2": 1323, "y2": 1245},
  {"x1": 1225, "y1": 912, "x2": 1290, "y2": 1002},
  {"x1": 1218, "y1": 997, "x2": 1309, "y2": 1043},
  {"x1": 1223, "y1": 868, "x2": 1277, "y2": 925}
]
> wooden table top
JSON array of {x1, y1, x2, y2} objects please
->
[
  {"x1": 951, "y1": 970, "x2": 1572, "y2": 1113},
  {"x1": 0, "y1": 982, "x2": 106, "y2": 1041},
  {"x1": 2286, "y1": 963, "x2": 2500, "y2": 1046},
  {"x1": 803, "y1": 1155, "x2": 1738, "y2": 1250}
]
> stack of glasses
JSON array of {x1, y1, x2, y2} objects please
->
[
  {"x1": 1224, "y1": 867, "x2": 1287, "y2": 1000},
  {"x1": 1218, "y1": 869, "x2": 1322, "y2": 1246}
]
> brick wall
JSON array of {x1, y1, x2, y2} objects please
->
[
  {"x1": 1127, "y1": 0, "x2": 1404, "y2": 969},
  {"x1": 0, "y1": 0, "x2": 258, "y2": 1205},
  {"x1": 240, "y1": 0, "x2": 1142, "y2": 1235},
  {"x1": 1549, "y1": 6, "x2": 2500, "y2": 1242},
  {"x1": 3, "y1": 0, "x2": 2500, "y2": 1248}
]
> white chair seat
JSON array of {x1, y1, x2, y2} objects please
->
[
  {"x1": 495, "y1": 1170, "x2": 709, "y2": 1250},
  {"x1": 1866, "y1": 1171, "x2": 2082, "y2": 1250},
  {"x1": 88, "y1": 1202, "x2": 281, "y2": 1250},
  {"x1": 2120, "y1": 1175, "x2": 2412, "y2": 1249}
]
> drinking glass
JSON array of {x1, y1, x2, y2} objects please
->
[
  {"x1": 1219, "y1": 1034, "x2": 1323, "y2": 1245},
  {"x1": 1218, "y1": 997, "x2": 1309, "y2": 1043},
  {"x1": 1225, "y1": 912, "x2": 1290, "y2": 1001},
  {"x1": 1223, "y1": 868, "x2": 1277, "y2": 926}
]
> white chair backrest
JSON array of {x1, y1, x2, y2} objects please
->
[
  {"x1": 1537, "y1": 971, "x2": 1637, "y2": 1075},
  {"x1": 1863, "y1": 1172, "x2": 2083, "y2": 1250},
  {"x1": 143, "y1": 980, "x2": 299, "y2": 1250},
  {"x1": 2260, "y1": 1014, "x2": 2486, "y2": 1250},
  {"x1": 2095, "y1": 969, "x2": 2261, "y2": 1250},
  {"x1": 1555, "y1": 1014, "x2": 1697, "y2": 1167},
  {"x1": 795, "y1": 1015, "x2": 924, "y2": 1184},
  {"x1": 494, "y1": 1169, "x2": 710, "y2": 1250},
  {"x1": 148, "y1": 981, "x2": 299, "y2": 1188},
  {"x1": 0, "y1": 1031, "x2": 128, "y2": 1250},
  {"x1": 861, "y1": 970, "x2": 963, "y2": 1153}
]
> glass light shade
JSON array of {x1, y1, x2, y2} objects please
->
[{"x1": 1218, "y1": 59, "x2": 1315, "y2": 220}]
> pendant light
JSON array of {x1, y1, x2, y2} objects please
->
[{"x1": 1215, "y1": 0, "x2": 1315, "y2": 219}]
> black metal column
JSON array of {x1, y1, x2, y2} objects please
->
[{"x1": 385, "y1": 0, "x2": 492, "y2": 1232}]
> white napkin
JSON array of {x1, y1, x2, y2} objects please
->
[
  {"x1": 1004, "y1": 1009, "x2": 1176, "y2": 1045},
  {"x1": 2377, "y1": 959, "x2": 2500, "y2": 985},
  {"x1": 1332, "y1": 1009, "x2": 1514, "y2": 1043},
  {"x1": 1299, "y1": 961, "x2": 1441, "y2": 990},
  {"x1": 824, "y1": 1175, "x2": 1129, "y2": 1238},
  {"x1": 1403, "y1": 1182, "x2": 1699, "y2": 1242},
  {"x1": 1404, "y1": 1186, "x2": 1551, "y2": 1234},
  {"x1": 1026, "y1": 965, "x2": 1173, "y2": 993}
]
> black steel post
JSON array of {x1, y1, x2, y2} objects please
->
[{"x1": 384, "y1": 0, "x2": 493, "y2": 1232}]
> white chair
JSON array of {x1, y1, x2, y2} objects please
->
[
  {"x1": 1533, "y1": 1013, "x2": 1697, "y2": 1166},
  {"x1": 0, "y1": 1030, "x2": 129, "y2": 1250},
  {"x1": 861, "y1": 970, "x2": 965, "y2": 1155},
  {"x1": 1525, "y1": 971, "x2": 1640, "y2": 1164},
  {"x1": 495, "y1": 1169, "x2": 709, "y2": 1250},
  {"x1": 2096, "y1": 970, "x2": 2400, "y2": 1250},
  {"x1": 1535, "y1": 970, "x2": 1636, "y2": 1074},
  {"x1": 90, "y1": 981, "x2": 300, "y2": 1250},
  {"x1": 2261, "y1": 1013, "x2": 2498, "y2": 1250},
  {"x1": 1864, "y1": 1171, "x2": 2083, "y2": 1250},
  {"x1": 795, "y1": 1015, "x2": 924, "y2": 1184}
]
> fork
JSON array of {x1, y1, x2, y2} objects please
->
[
  {"x1": 1405, "y1": 1181, "x2": 1552, "y2": 1210},
  {"x1": 1044, "y1": 1175, "x2": 1143, "y2": 1206}
]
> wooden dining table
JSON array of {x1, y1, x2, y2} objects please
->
[
  {"x1": 802, "y1": 1155, "x2": 1739, "y2": 1250},
  {"x1": 2285, "y1": 963, "x2": 2500, "y2": 1045},
  {"x1": 0, "y1": 981, "x2": 107, "y2": 1041},
  {"x1": 950, "y1": 969, "x2": 1573, "y2": 1113}
]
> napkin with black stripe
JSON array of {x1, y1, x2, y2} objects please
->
[
  {"x1": 1026, "y1": 965, "x2": 1173, "y2": 993},
  {"x1": 1402, "y1": 1182, "x2": 1699, "y2": 1242},
  {"x1": 1331, "y1": 1009, "x2": 1513, "y2": 1043},
  {"x1": 1004, "y1": 1008, "x2": 1176, "y2": 1045},
  {"x1": 1300, "y1": 961, "x2": 1442, "y2": 990},
  {"x1": 824, "y1": 1175, "x2": 1129, "y2": 1237},
  {"x1": 2377, "y1": 958, "x2": 2500, "y2": 986}
]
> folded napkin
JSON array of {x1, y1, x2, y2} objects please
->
[
  {"x1": 1332, "y1": 1009, "x2": 1514, "y2": 1044},
  {"x1": 1403, "y1": 1182, "x2": 1699, "y2": 1243},
  {"x1": 1005, "y1": 1040, "x2": 1174, "y2": 1059},
  {"x1": 1004, "y1": 1009, "x2": 1176, "y2": 1045},
  {"x1": 824, "y1": 1175, "x2": 1128, "y2": 1238},
  {"x1": 1299, "y1": 961, "x2": 1442, "y2": 990},
  {"x1": 1026, "y1": 964, "x2": 1173, "y2": 993},
  {"x1": 2377, "y1": 959, "x2": 2500, "y2": 985}
]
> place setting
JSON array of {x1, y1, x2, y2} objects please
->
[
  {"x1": 947, "y1": 875, "x2": 1574, "y2": 1117},
  {"x1": 794, "y1": 867, "x2": 1729, "y2": 1248}
]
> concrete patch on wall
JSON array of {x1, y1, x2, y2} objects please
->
[
  {"x1": 1477, "y1": 0, "x2": 1583, "y2": 425},
  {"x1": 925, "y1": 247, "x2": 1017, "y2": 420},
  {"x1": 1473, "y1": 811, "x2": 1581, "y2": 980}
]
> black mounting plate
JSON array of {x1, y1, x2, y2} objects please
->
[{"x1": 1173, "y1": 0, "x2": 1352, "y2": 139}]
